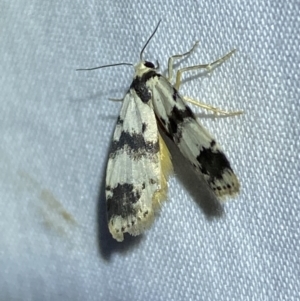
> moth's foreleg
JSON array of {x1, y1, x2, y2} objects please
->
[
  {"x1": 174, "y1": 49, "x2": 236, "y2": 90},
  {"x1": 167, "y1": 41, "x2": 199, "y2": 83}
]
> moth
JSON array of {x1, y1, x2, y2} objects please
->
[{"x1": 77, "y1": 21, "x2": 241, "y2": 242}]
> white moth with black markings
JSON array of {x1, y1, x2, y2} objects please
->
[{"x1": 77, "y1": 21, "x2": 242, "y2": 242}]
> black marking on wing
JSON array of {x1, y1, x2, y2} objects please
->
[
  {"x1": 149, "y1": 178, "x2": 156, "y2": 185},
  {"x1": 130, "y1": 77, "x2": 151, "y2": 103},
  {"x1": 196, "y1": 147, "x2": 232, "y2": 181},
  {"x1": 110, "y1": 131, "x2": 159, "y2": 159},
  {"x1": 107, "y1": 183, "x2": 140, "y2": 220},
  {"x1": 142, "y1": 123, "x2": 147, "y2": 133},
  {"x1": 141, "y1": 70, "x2": 160, "y2": 82},
  {"x1": 210, "y1": 140, "x2": 216, "y2": 147},
  {"x1": 130, "y1": 70, "x2": 160, "y2": 103},
  {"x1": 167, "y1": 105, "x2": 195, "y2": 142},
  {"x1": 172, "y1": 88, "x2": 178, "y2": 102},
  {"x1": 116, "y1": 116, "x2": 124, "y2": 126}
]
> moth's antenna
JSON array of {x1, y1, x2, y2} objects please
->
[
  {"x1": 77, "y1": 20, "x2": 161, "y2": 71},
  {"x1": 76, "y1": 62, "x2": 133, "y2": 71},
  {"x1": 140, "y1": 20, "x2": 161, "y2": 61}
]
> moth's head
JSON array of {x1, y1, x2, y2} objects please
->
[
  {"x1": 134, "y1": 60, "x2": 159, "y2": 77},
  {"x1": 133, "y1": 20, "x2": 161, "y2": 77}
]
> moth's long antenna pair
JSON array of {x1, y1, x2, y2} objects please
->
[{"x1": 76, "y1": 20, "x2": 161, "y2": 71}]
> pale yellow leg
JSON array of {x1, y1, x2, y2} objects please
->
[
  {"x1": 183, "y1": 96, "x2": 243, "y2": 116},
  {"x1": 167, "y1": 41, "x2": 199, "y2": 82},
  {"x1": 174, "y1": 49, "x2": 236, "y2": 90}
]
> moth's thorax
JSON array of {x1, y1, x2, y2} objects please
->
[{"x1": 134, "y1": 61, "x2": 156, "y2": 77}]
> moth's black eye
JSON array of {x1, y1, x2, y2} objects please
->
[{"x1": 144, "y1": 61, "x2": 155, "y2": 68}]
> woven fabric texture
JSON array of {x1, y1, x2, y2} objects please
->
[{"x1": 0, "y1": 1, "x2": 299, "y2": 300}]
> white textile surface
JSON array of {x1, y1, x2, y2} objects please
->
[{"x1": 0, "y1": 1, "x2": 299, "y2": 300}]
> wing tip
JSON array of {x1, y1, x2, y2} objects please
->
[
  {"x1": 108, "y1": 210, "x2": 155, "y2": 242},
  {"x1": 210, "y1": 169, "x2": 240, "y2": 200}
]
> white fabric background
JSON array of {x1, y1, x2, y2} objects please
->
[{"x1": 0, "y1": 1, "x2": 299, "y2": 300}]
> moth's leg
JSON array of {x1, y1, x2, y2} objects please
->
[
  {"x1": 174, "y1": 49, "x2": 236, "y2": 90},
  {"x1": 167, "y1": 41, "x2": 199, "y2": 83},
  {"x1": 183, "y1": 96, "x2": 243, "y2": 116}
]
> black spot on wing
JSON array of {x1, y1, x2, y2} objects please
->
[
  {"x1": 210, "y1": 140, "x2": 216, "y2": 147},
  {"x1": 107, "y1": 183, "x2": 140, "y2": 220},
  {"x1": 196, "y1": 147, "x2": 232, "y2": 180},
  {"x1": 149, "y1": 178, "x2": 156, "y2": 185},
  {"x1": 142, "y1": 123, "x2": 147, "y2": 133},
  {"x1": 130, "y1": 70, "x2": 160, "y2": 103},
  {"x1": 116, "y1": 116, "x2": 124, "y2": 126},
  {"x1": 110, "y1": 131, "x2": 159, "y2": 159},
  {"x1": 141, "y1": 70, "x2": 160, "y2": 82},
  {"x1": 130, "y1": 78, "x2": 151, "y2": 103},
  {"x1": 172, "y1": 88, "x2": 178, "y2": 102},
  {"x1": 167, "y1": 105, "x2": 195, "y2": 141}
]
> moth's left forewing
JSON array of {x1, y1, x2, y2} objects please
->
[
  {"x1": 106, "y1": 88, "x2": 173, "y2": 242},
  {"x1": 150, "y1": 75, "x2": 240, "y2": 199}
]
